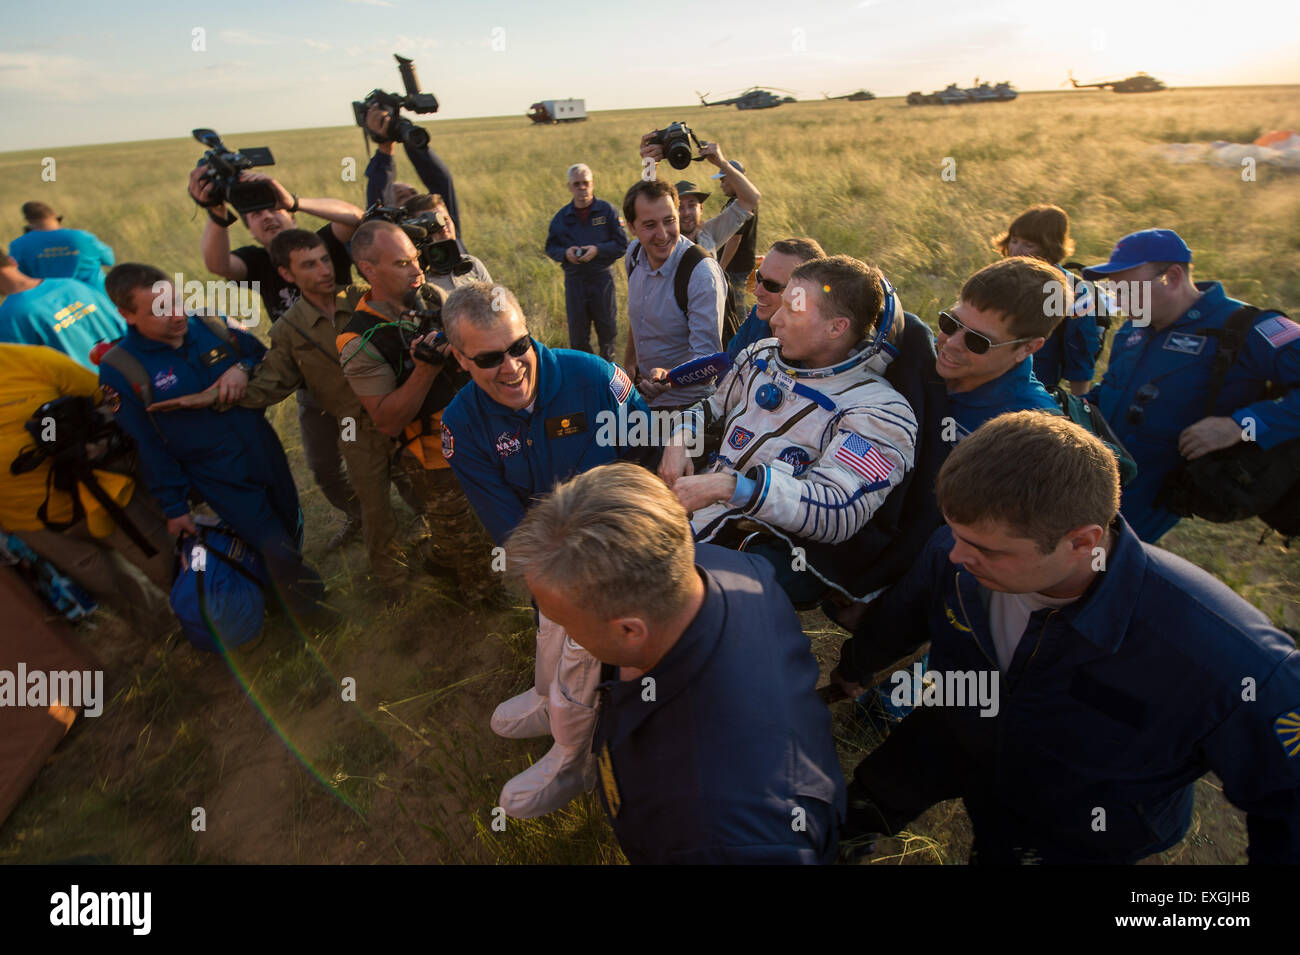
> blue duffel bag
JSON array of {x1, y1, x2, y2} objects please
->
[{"x1": 170, "y1": 521, "x2": 269, "y2": 653}]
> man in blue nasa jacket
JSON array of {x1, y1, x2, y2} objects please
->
[
  {"x1": 1086, "y1": 228, "x2": 1300, "y2": 543},
  {"x1": 544, "y1": 164, "x2": 629, "y2": 361},
  {"x1": 832, "y1": 412, "x2": 1300, "y2": 864},
  {"x1": 100, "y1": 264, "x2": 325, "y2": 623},
  {"x1": 507, "y1": 461, "x2": 845, "y2": 863},
  {"x1": 440, "y1": 282, "x2": 658, "y2": 817}
]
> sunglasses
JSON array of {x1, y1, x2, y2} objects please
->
[
  {"x1": 755, "y1": 271, "x2": 786, "y2": 294},
  {"x1": 466, "y1": 334, "x2": 532, "y2": 369},
  {"x1": 938, "y1": 310, "x2": 1033, "y2": 356},
  {"x1": 1126, "y1": 382, "x2": 1159, "y2": 427}
]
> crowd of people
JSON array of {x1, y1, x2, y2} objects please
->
[{"x1": 2, "y1": 122, "x2": 1298, "y2": 865}]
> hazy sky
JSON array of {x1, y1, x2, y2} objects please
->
[{"x1": 3, "y1": 0, "x2": 1298, "y2": 150}]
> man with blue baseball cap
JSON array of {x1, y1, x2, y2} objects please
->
[{"x1": 1085, "y1": 228, "x2": 1300, "y2": 542}]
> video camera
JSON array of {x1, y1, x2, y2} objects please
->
[
  {"x1": 400, "y1": 285, "x2": 449, "y2": 365},
  {"x1": 192, "y1": 128, "x2": 277, "y2": 214},
  {"x1": 353, "y1": 54, "x2": 440, "y2": 150},
  {"x1": 362, "y1": 202, "x2": 475, "y2": 278},
  {"x1": 649, "y1": 122, "x2": 705, "y2": 171},
  {"x1": 10, "y1": 396, "x2": 132, "y2": 477}
]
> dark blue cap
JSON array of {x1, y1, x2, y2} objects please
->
[{"x1": 1083, "y1": 229, "x2": 1191, "y2": 280}]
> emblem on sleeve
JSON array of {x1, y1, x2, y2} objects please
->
[
  {"x1": 833, "y1": 433, "x2": 895, "y2": 488},
  {"x1": 1275, "y1": 709, "x2": 1300, "y2": 757},
  {"x1": 440, "y1": 422, "x2": 454, "y2": 459},
  {"x1": 727, "y1": 426, "x2": 755, "y2": 450},
  {"x1": 1257, "y1": 315, "x2": 1300, "y2": 349},
  {"x1": 609, "y1": 366, "x2": 633, "y2": 404}
]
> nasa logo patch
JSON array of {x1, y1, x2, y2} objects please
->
[
  {"x1": 151, "y1": 368, "x2": 179, "y2": 394},
  {"x1": 777, "y1": 446, "x2": 812, "y2": 476},
  {"x1": 1123, "y1": 329, "x2": 1147, "y2": 350},
  {"x1": 494, "y1": 430, "x2": 522, "y2": 458},
  {"x1": 440, "y1": 422, "x2": 454, "y2": 459},
  {"x1": 727, "y1": 426, "x2": 755, "y2": 451}
]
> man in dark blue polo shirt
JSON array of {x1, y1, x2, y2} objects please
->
[
  {"x1": 936, "y1": 257, "x2": 1063, "y2": 441},
  {"x1": 507, "y1": 461, "x2": 845, "y2": 863},
  {"x1": 544, "y1": 164, "x2": 629, "y2": 362}
]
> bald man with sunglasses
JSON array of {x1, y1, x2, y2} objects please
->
[
  {"x1": 935, "y1": 258, "x2": 1064, "y2": 441},
  {"x1": 440, "y1": 281, "x2": 661, "y2": 818}
]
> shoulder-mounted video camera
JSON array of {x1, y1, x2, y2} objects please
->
[
  {"x1": 353, "y1": 54, "x2": 440, "y2": 150},
  {"x1": 192, "y1": 128, "x2": 277, "y2": 214},
  {"x1": 362, "y1": 202, "x2": 474, "y2": 278},
  {"x1": 400, "y1": 285, "x2": 449, "y2": 365}
]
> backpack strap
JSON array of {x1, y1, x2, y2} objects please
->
[
  {"x1": 195, "y1": 313, "x2": 240, "y2": 354},
  {"x1": 673, "y1": 242, "x2": 708, "y2": 319},
  {"x1": 1200, "y1": 305, "x2": 1262, "y2": 417},
  {"x1": 99, "y1": 344, "x2": 155, "y2": 407}
]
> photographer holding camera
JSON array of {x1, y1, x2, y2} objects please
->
[
  {"x1": 1, "y1": 342, "x2": 174, "y2": 634},
  {"x1": 638, "y1": 134, "x2": 759, "y2": 258},
  {"x1": 335, "y1": 220, "x2": 497, "y2": 604},
  {"x1": 363, "y1": 105, "x2": 462, "y2": 239},
  {"x1": 396, "y1": 194, "x2": 491, "y2": 296},
  {"x1": 187, "y1": 162, "x2": 367, "y2": 548}
]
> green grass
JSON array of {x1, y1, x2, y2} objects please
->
[{"x1": 1, "y1": 86, "x2": 1298, "y2": 864}]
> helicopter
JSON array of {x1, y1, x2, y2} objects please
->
[
  {"x1": 907, "y1": 79, "x2": 1016, "y2": 106},
  {"x1": 1068, "y1": 71, "x2": 1168, "y2": 93},
  {"x1": 696, "y1": 87, "x2": 796, "y2": 110},
  {"x1": 823, "y1": 89, "x2": 876, "y2": 101}
]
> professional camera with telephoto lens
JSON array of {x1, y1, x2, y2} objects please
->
[
  {"x1": 361, "y1": 202, "x2": 475, "y2": 278},
  {"x1": 649, "y1": 122, "x2": 703, "y2": 170},
  {"x1": 192, "y1": 128, "x2": 277, "y2": 214},
  {"x1": 353, "y1": 54, "x2": 440, "y2": 150},
  {"x1": 401, "y1": 285, "x2": 448, "y2": 365}
]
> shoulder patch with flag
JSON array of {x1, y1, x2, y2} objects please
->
[
  {"x1": 609, "y1": 365, "x2": 633, "y2": 403},
  {"x1": 833, "y1": 432, "x2": 896, "y2": 489},
  {"x1": 1255, "y1": 314, "x2": 1300, "y2": 349},
  {"x1": 1275, "y1": 709, "x2": 1300, "y2": 757}
]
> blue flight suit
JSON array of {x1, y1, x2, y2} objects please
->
[
  {"x1": 0, "y1": 278, "x2": 126, "y2": 371},
  {"x1": 837, "y1": 518, "x2": 1300, "y2": 864},
  {"x1": 725, "y1": 303, "x2": 768, "y2": 362},
  {"x1": 1031, "y1": 266, "x2": 1105, "y2": 389},
  {"x1": 1090, "y1": 282, "x2": 1300, "y2": 543},
  {"x1": 948, "y1": 356, "x2": 1059, "y2": 441},
  {"x1": 544, "y1": 199, "x2": 628, "y2": 357},
  {"x1": 100, "y1": 317, "x2": 323, "y2": 616},
  {"x1": 594, "y1": 543, "x2": 846, "y2": 864},
  {"x1": 440, "y1": 341, "x2": 654, "y2": 545},
  {"x1": 9, "y1": 228, "x2": 116, "y2": 290}
]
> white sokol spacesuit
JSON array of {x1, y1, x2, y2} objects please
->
[{"x1": 676, "y1": 334, "x2": 918, "y2": 577}]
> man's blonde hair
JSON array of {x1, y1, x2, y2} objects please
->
[{"x1": 506, "y1": 462, "x2": 698, "y2": 621}]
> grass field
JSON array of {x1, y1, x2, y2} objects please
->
[{"x1": 1, "y1": 86, "x2": 1298, "y2": 864}]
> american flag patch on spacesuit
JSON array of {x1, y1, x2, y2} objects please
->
[
  {"x1": 609, "y1": 366, "x2": 633, "y2": 403},
  {"x1": 834, "y1": 433, "x2": 895, "y2": 487}
]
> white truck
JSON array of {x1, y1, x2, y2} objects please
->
[{"x1": 527, "y1": 99, "x2": 587, "y2": 124}]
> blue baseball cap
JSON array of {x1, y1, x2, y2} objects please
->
[
  {"x1": 710, "y1": 159, "x2": 745, "y2": 180},
  {"x1": 1083, "y1": 229, "x2": 1191, "y2": 280}
]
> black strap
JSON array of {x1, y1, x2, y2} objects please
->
[
  {"x1": 1200, "y1": 305, "x2": 1263, "y2": 418},
  {"x1": 626, "y1": 241, "x2": 710, "y2": 320},
  {"x1": 36, "y1": 462, "x2": 159, "y2": 558}
]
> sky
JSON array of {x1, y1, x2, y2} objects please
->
[{"x1": 2, "y1": 0, "x2": 1298, "y2": 150}]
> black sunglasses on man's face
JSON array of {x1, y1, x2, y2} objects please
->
[
  {"x1": 754, "y1": 270, "x2": 786, "y2": 294},
  {"x1": 466, "y1": 334, "x2": 532, "y2": 369},
  {"x1": 938, "y1": 310, "x2": 1033, "y2": 356}
]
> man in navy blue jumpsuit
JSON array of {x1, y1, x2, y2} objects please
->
[
  {"x1": 101, "y1": 264, "x2": 325, "y2": 623},
  {"x1": 440, "y1": 281, "x2": 656, "y2": 817},
  {"x1": 1086, "y1": 229, "x2": 1300, "y2": 543},
  {"x1": 832, "y1": 412, "x2": 1300, "y2": 864},
  {"x1": 544, "y1": 164, "x2": 628, "y2": 362},
  {"x1": 506, "y1": 462, "x2": 845, "y2": 863}
]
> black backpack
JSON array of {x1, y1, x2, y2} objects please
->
[
  {"x1": 1049, "y1": 386, "x2": 1139, "y2": 487},
  {"x1": 1156, "y1": 306, "x2": 1300, "y2": 542},
  {"x1": 626, "y1": 241, "x2": 708, "y2": 321}
]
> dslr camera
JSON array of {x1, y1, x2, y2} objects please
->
[
  {"x1": 192, "y1": 128, "x2": 277, "y2": 214},
  {"x1": 648, "y1": 122, "x2": 704, "y2": 170},
  {"x1": 353, "y1": 54, "x2": 440, "y2": 150},
  {"x1": 362, "y1": 202, "x2": 474, "y2": 278}
]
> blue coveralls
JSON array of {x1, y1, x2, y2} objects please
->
[
  {"x1": 1031, "y1": 266, "x2": 1105, "y2": 389},
  {"x1": 544, "y1": 199, "x2": 628, "y2": 359},
  {"x1": 837, "y1": 518, "x2": 1300, "y2": 864},
  {"x1": 594, "y1": 544, "x2": 846, "y2": 864},
  {"x1": 100, "y1": 318, "x2": 323, "y2": 618},
  {"x1": 1090, "y1": 282, "x2": 1300, "y2": 543},
  {"x1": 725, "y1": 303, "x2": 768, "y2": 362},
  {"x1": 440, "y1": 340, "x2": 653, "y2": 545},
  {"x1": 948, "y1": 356, "x2": 1059, "y2": 441}
]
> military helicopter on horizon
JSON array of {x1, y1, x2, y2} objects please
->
[
  {"x1": 823, "y1": 89, "x2": 876, "y2": 101},
  {"x1": 1068, "y1": 71, "x2": 1168, "y2": 93},
  {"x1": 696, "y1": 87, "x2": 797, "y2": 110}
]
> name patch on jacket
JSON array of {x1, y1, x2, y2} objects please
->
[
  {"x1": 728, "y1": 426, "x2": 755, "y2": 450},
  {"x1": 1162, "y1": 333, "x2": 1206, "y2": 355},
  {"x1": 202, "y1": 345, "x2": 231, "y2": 366},
  {"x1": 546, "y1": 413, "x2": 587, "y2": 438},
  {"x1": 592, "y1": 215, "x2": 607, "y2": 226},
  {"x1": 495, "y1": 429, "x2": 523, "y2": 458}
]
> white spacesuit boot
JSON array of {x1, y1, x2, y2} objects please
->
[
  {"x1": 497, "y1": 632, "x2": 601, "y2": 818},
  {"x1": 490, "y1": 611, "x2": 565, "y2": 739}
]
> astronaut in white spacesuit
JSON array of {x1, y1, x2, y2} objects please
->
[{"x1": 659, "y1": 255, "x2": 917, "y2": 596}]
